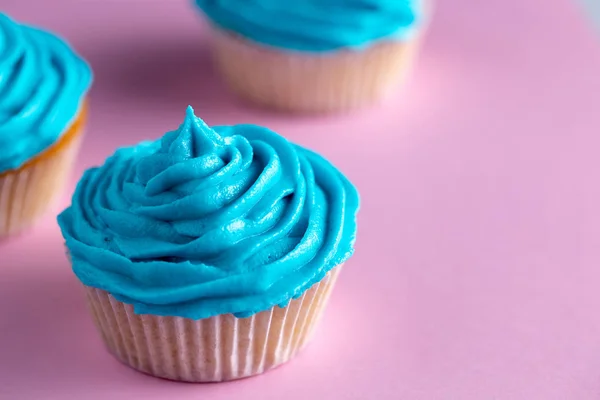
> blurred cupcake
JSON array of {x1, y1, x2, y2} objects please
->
[
  {"x1": 58, "y1": 106, "x2": 360, "y2": 382},
  {"x1": 193, "y1": 0, "x2": 428, "y2": 113},
  {"x1": 0, "y1": 13, "x2": 92, "y2": 237}
]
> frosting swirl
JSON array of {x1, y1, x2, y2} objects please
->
[
  {"x1": 194, "y1": 0, "x2": 423, "y2": 52},
  {"x1": 0, "y1": 13, "x2": 92, "y2": 172},
  {"x1": 58, "y1": 107, "x2": 359, "y2": 319}
]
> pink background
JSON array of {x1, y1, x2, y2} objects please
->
[{"x1": 1, "y1": 0, "x2": 600, "y2": 398}]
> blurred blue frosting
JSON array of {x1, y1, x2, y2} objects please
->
[
  {"x1": 0, "y1": 13, "x2": 92, "y2": 172},
  {"x1": 58, "y1": 107, "x2": 360, "y2": 319},
  {"x1": 194, "y1": 0, "x2": 423, "y2": 52}
]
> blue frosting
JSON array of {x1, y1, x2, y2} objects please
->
[
  {"x1": 58, "y1": 107, "x2": 359, "y2": 319},
  {"x1": 194, "y1": 0, "x2": 423, "y2": 52},
  {"x1": 0, "y1": 13, "x2": 92, "y2": 173}
]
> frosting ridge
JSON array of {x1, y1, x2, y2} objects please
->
[
  {"x1": 58, "y1": 107, "x2": 359, "y2": 319},
  {"x1": 0, "y1": 13, "x2": 92, "y2": 172},
  {"x1": 194, "y1": 0, "x2": 423, "y2": 52}
]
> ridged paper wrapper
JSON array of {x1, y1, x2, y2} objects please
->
[
  {"x1": 83, "y1": 266, "x2": 343, "y2": 382},
  {"x1": 211, "y1": 29, "x2": 422, "y2": 114}
]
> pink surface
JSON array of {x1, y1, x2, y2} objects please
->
[{"x1": 1, "y1": 0, "x2": 600, "y2": 399}]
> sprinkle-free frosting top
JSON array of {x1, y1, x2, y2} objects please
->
[
  {"x1": 194, "y1": 0, "x2": 423, "y2": 52},
  {"x1": 0, "y1": 13, "x2": 92, "y2": 173},
  {"x1": 58, "y1": 107, "x2": 359, "y2": 319}
]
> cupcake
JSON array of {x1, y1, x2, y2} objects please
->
[
  {"x1": 193, "y1": 0, "x2": 428, "y2": 113},
  {"x1": 0, "y1": 13, "x2": 92, "y2": 237},
  {"x1": 58, "y1": 106, "x2": 360, "y2": 382}
]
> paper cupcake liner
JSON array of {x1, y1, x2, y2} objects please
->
[
  {"x1": 211, "y1": 28, "x2": 421, "y2": 113},
  {"x1": 0, "y1": 104, "x2": 87, "y2": 238},
  {"x1": 84, "y1": 266, "x2": 343, "y2": 382}
]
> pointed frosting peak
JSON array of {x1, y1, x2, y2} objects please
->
[
  {"x1": 164, "y1": 106, "x2": 224, "y2": 159},
  {"x1": 135, "y1": 106, "x2": 229, "y2": 187}
]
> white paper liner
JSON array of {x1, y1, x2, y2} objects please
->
[
  {"x1": 210, "y1": 27, "x2": 421, "y2": 114},
  {"x1": 84, "y1": 266, "x2": 343, "y2": 382}
]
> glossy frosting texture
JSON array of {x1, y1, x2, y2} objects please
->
[
  {"x1": 194, "y1": 0, "x2": 423, "y2": 52},
  {"x1": 0, "y1": 13, "x2": 92, "y2": 172},
  {"x1": 58, "y1": 107, "x2": 359, "y2": 319}
]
